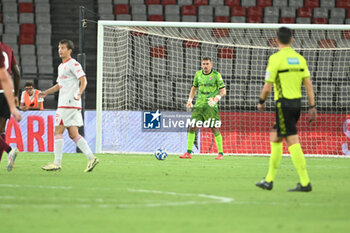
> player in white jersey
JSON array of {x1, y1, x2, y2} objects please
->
[{"x1": 39, "y1": 39, "x2": 99, "y2": 172}]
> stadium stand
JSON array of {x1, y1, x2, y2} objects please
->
[{"x1": 1, "y1": 0, "x2": 350, "y2": 109}]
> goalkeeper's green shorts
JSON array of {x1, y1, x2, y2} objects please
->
[{"x1": 191, "y1": 105, "x2": 221, "y2": 127}]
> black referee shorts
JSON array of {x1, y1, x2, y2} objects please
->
[
  {"x1": 0, "y1": 93, "x2": 11, "y2": 119},
  {"x1": 273, "y1": 98, "x2": 301, "y2": 137}
]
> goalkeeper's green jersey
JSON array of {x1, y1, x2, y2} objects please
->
[
  {"x1": 265, "y1": 47, "x2": 310, "y2": 101},
  {"x1": 193, "y1": 69, "x2": 225, "y2": 107}
]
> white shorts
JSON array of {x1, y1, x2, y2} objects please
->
[{"x1": 55, "y1": 108, "x2": 83, "y2": 127}]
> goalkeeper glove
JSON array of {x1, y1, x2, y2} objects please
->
[
  {"x1": 208, "y1": 95, "x2": 221, "y2": 107},
  {"x1": 187, "y1": 98, "x2": 193, "y2": 112}
]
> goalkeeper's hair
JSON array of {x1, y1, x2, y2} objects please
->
[
  {"x1": 202, "y1": 57, "x2": 212, "y2": 62},
  {"x1": 277, "y1": 27, "x2": 292, "y2": 45},
  {"x1": 59, "y1": 39, "x2": 75, "y2": 51}
]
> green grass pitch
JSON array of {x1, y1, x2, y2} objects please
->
[{"x1": 0, "y1": 153, "x2": 349, "y2": 233}]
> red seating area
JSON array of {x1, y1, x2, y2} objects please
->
[{"x1": 110, "y1": 0, "x2": 350, "y2": 24}]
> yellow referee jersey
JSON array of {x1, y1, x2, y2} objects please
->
[{"x1": 265, "y1": 47, "x2": 310, "y2": 101}]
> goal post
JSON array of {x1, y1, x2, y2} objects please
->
[{"x1": 96, "y1": 21, "x2": 350, "y2": 156}]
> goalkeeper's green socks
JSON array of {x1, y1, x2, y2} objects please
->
[
  {"x1": 187, "y1": 131, "x2": 195, "y2": 154},
  {"x1": 214, "y1": 132, "x2": 223, "y2": 154},
  {"x1": 265, "y1": 142, "x2": 283, "y2": 182},
  {"x1": 289, "y1": 143, "x2": 310, "y2": 186}
]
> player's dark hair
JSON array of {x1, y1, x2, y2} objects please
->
[
  {"x1": 25, "y1": 81, "x2": 33, "y2": 87},
  {"x1": 277, "y1": 27, "x2": 292, "y2": 45},
  {"x1": 59, "y1": 39, "x2": 75, "y2": 50},
  {"x1": 202, "y1": 57, "x2": 211, "y2": 62}
]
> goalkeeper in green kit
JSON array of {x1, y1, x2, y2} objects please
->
[{"x1": 180, "y1": 57, "x2": 226, "y2": 159}]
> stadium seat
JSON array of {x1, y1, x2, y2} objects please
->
[
  {"x1": 148, "y1": 15, "x2": 164, "y2": 20},
  {"x1": 3, "y1": 13, "x2": 18, "y2": 23},
  {"x1": 198, "y1": 15, "x2": 214, "y2": 21},
  {"x1": 114, "y1": 0, "x2": 129, "y2": 3},
  {"x1": 19, "y1": 13, "x2": 35, "y2": 24},
  {"x1": 165, "y1": 5, "x2": 180, "y2": 15},
  {"x1": 338, "y1": 85, "x2": 350, "y2": 108},
  {"x1": 131, "y1": 4, "x2": 146, "y2": 14},
  {"x1": 289, "y1": 0, "x2": 304, "y2": 8},
  {"x1": 298, "y1": 7, "x2": 313, "y2": 18},
  {"x1": 37, "y1": 45, "x2": 52, "y2": 55},
  {"x1": 20, "y1": 44, "x2": 35, "y2": 55},
  {"x1": 248, "y1": 6, "x2": 263, "y2": 18},
  {"x1": 34, "y1": 0, "x2": 50, "y2": 3},
  {"x1": 336, "y1": 0, "x2": 350, "y2": 8},
  {"x1": 162, "y1": 0, "x2": 177, "y2": 5},
  {"x1": 4, "y1": 23, "x2": 20, "y2": 35},
  {"x1": 281, "y1": 7, "x2": 296, "y2": 17},
  {"x1": 37, "y1": 55, "x2": 53, "y2": 66},
  {"x1": 100, "y1": 14, "x2": 115, "y2": 20},
  {"x1": 264, "y1": 16, "x2": 279, "y2": 23},
  {"x1": 21, "y1": 66, "x2": 37, "y2": 74},
  {"x1": 182, "y1": 15, "x2": 197, "y2": 21},
  {"x1": 148, "y1": 4, "x2": 163, "y2": 15},
  {"x1": 213, "y1": 28, "x2": 229, "y2": 37},
  {"x1": 329, "y1": 18, "x2": 344, "y2": 24},
  {"x1": 35, "y1": 13, "x2": 51, "y2": 23},
  {"x1": 0, "y1": 25, "x2": 3, "y2": 35},
  {"x1": 98, "y1": 4, "x2": 113, "y2": 14},
  {"x1": 296, "y1": 17, "x2": 311, "y2": 24},
  {"x1": 313, "y1": 18, "x2": 328, "y2": 24},
  {"x1": 130, "y1": 0, "x2": 144, "y2": 5},
  {"x1": 98, "y1": 0, "x2": 113, "y2": 3},
  {"x1": 241, "y1": 0, "x2": 256, "y2": 8},
  {"x1": 20, "y1": 23, "x2": 35, "y2": 34},
  {"x1": 18, "y1": 3, "x2": 34, "y2": 13},
  {"x1": 257, "y1": 0, "x2": 272, "y2": 7},
  {"x1": 165, "y1": 14, "x2": 180, "y2": 21},
  {"x1": 194, "y1": 0, "x2": 209, "y2": 6},
  {"x1": 319, "y1": 39, "x2": 335, "y2": 48},
  {"x1": 185, "y1": 47, "x2": 200, "y2": 75},
  {"x1": 218, "y1": 57, "x2": 233, "y2": 76},
  {"x1": 38, "y1": 65, "x2": 53, "y2": 74},
  {"x1": 210, "y1": 0, "x2": 224, "y2": 6},
  {"x1": 215, "y1": 6, "x2": 230, "y2": 16},
  {"x1": 225, "y1": 0, "x2": 240, "y2": 6},
  {"x1": 19, "y1": 33, "x2": 35, "y2": 44},
  {"x1": 116, "y1": 14, "x2": 132, "y2": 20},
  {"x1": 231, "y1": 6, "x2": 246, "y2": 16},
  {"x1": 36, "y1": 24, "x2": 51, "y2": 34},
  {"x1": 247, "y1": 15, "x2": 262, "y2": 23},
  {"x1": 2, "y1": 3, "x2": 17, "y2": 12},
  {"x1": 182, "y1": 5, "x2": 197, "y2": 15},
  {"x1": 35, "y1": 3, "x2": 50, "y2": 13},
  {"x1": 21, "y1": 55, "x2": 37, "y2": 66},
  {"x1": 215, "y1": 16, "x2": 230, "y2": 22},
  {"x1": 231, "y1": 16, "x2": 246, "y2": 22},
  {"x1": 280, "y1": 17, "x2": 295, "y2": 23},
  {"x1": 320, "y1": 0, "x2": 335, "y2": 8},
  {"x1": 330, "y1": 8, "x2": 346, "y2": 18},
  {"x1": 313, "y1": 8, "x2": 328, "y2": 18},
  {"x1": 132, "y1": 14, "x2": 147, "y2": 20},
  {"x1": 304, "y1": 0, "x2": 319, "y2": 8},
  {"x1": 114, "y1": 4, "x2": 129, "y2": 14},
  {"x1": 264, "y1": 7, "x2": 279, "y2": 17},
  {"x1": 178, "y1": 0, "x2": 193, "y2": 6},
  {"x1": 198, "y1": 6, "x2": 213, "y2": 15},
  {"x1": 2, "y1": 34, "x2": 18, "y2": 44},
  {"x1": 145, "y1": 0, "x2": 161, "y2": 4},
  {"x1": 272, "y1": 0, "x2": 287, "y2": 7}
]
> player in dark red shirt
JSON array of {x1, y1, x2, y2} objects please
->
[{"x1": 0, "y1": 43, "x2": 22, "y2": 171}]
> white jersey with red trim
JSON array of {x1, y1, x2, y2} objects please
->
[{"x1": 56, "y1": 58, "x2": 85, "y2": 109}]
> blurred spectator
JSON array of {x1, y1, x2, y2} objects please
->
[{"x1": 20, "y1": 81, "x2": 44, "y2": 111}]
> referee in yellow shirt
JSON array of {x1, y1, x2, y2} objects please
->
[{"x1": 256, "y1": 27, "x2": 317, "y2": 192}]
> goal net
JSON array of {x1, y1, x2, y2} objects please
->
[{"x1": 96, "y1": 21, "x2": 350, "y2": 156}]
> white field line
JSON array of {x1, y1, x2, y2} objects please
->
[
  {"x1": 0, "y1": 184, "x2": 73, "y2": 190},
  {"x1": 0, "y1": 186, "x2": 233, "y2": 209}
]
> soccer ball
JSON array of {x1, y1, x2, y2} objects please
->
[{"x1": 154, "y1": 148, "x2": 168, "y2": 160}]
